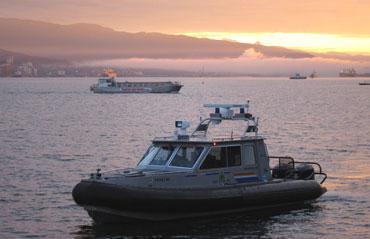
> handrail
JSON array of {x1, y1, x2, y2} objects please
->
[
  {"x1": 269, "y1": 156, "x2": 327, "y2": 184},
  {"x1": 295, "y1": 161, "x2": 322, "y2": 173},
  {"x1": 295, "y1": 161, "x2": 327, "y2": 184},
  {"x1": 153, "y1": 135, "x2": 261, "y2": 142}
]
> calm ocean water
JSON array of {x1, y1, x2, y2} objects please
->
[{"x1": 0, "y1": 77, "x2": 369, "y2": 238}]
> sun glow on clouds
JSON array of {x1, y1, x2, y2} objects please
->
[{"x1": 181, "y1": 32, "x2": 370, "y2": 55}]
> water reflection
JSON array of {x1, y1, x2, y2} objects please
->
[
  {"x1": 1, "y1": 78, "x2": 370, "y2": 238},
  {"x1": 72, "y1": 204, "x2": 321, "y2": 238}
]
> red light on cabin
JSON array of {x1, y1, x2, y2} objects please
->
[{"x1": 213, "y1": 142, "x2": 217, "y2": 146}]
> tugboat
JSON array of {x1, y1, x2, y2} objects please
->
[
  {"x1": 90, "y1": 69, "x2": 183, "y2": 93},
  {"x1": 72, "y1": 102, "x2": 327, "y2": 222},
  {"x1": 290, "y1": 73, "x2": 307, "y2": 79}
]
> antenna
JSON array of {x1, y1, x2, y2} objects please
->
[
  {"x1": 203, "y1": 101, "x2": 250, "y2": 121},
  {"x1": 191, "y1": 101, "x2": 258, "y2": 137}
]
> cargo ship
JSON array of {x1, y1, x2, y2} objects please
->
[
  {"x1": 339, "y1": 68, "x2": 357, "y2": 77},
  {"x1": 90, "y1": 69, "x2": 183, "y2": 93},
  {"x1": 339, "y1": 68, "x2": 370, "y2": 78}
]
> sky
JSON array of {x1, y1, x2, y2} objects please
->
[
  {"x1": 0, "y1": 0, "x2": 369, "y2": 34},
  {"x1": 1, "y1": 0, "x2": 370, "y2": 54},
  {"x1": 1, "y1": 0, "x2": 370, "y2": 75}
]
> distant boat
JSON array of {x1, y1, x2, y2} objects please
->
[
  {"x1": 90, "y1": 69, "x2": 183, "y2": 93},
  {"x1": 339, "y1": 68, "x2": 357, "y2": 77},
  {"x1": 339, "y1": 68, "x2": 370, "y2": 77},
  {"x1": 359, "y1": 80, "x2": 370, "y2": 85},
  {"x1": 309, "y1": 71, "x2": 317, "y2": 78},
  {"x1": 290, "y1": 73, "x2": 307, "y2": 79}
]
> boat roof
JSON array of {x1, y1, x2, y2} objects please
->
[
  {"x1": 152, "y1": 136, "x2": 264, "y2": 145},
  {"x1": 152, "y1": 102, "x2": 263, "y2": 145}
]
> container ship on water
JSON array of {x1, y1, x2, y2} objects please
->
[
  {"x1": 90, "y1": 69, "x2": 183, "y2": 93},
  {"x1": 339, "y1": 68, "x2": 370, "y2": 78}
]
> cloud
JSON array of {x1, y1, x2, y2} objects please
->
[
  {"x1": 315, "y1": 52, "x2": 370, "y2": 63},
  {"x1": 240, "y1": 49, "x2": 265, "y2": 59},
  {"x1": 0, "y1": 0, "x2": 369, "y2": 34},
  {"x1": 81, "y1": 51, "x2": 370, "y2": 77}
]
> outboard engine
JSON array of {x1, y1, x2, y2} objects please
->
[
  {"x1": 272, "y1": 157, "x2": 295, "y2": 179},
  {"x1": 294, "y1": 164, "x2": 315, "y2": 180},
  {"x1": 272, "y1": 163, "x2": 294, "y2": 178},
  {"x1": 272, "y1": 163, "x2": 315, "y2": 180}
]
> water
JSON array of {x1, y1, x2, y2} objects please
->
[{"x1": 0, "y1": 77, "x2": 369, "y2": 238}]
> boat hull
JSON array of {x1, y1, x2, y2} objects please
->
[
  {"x1": 72, "y1": 179, "x2": 326, "y2": 222},
  {"x1": 91, "y1": 82, "x2": 183, "y2": 93},
  {"x1": 290, "y1": 77, "x2": 307, "y2": 79}
]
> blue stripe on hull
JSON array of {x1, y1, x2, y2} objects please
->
[{"x1": 235, "y1": 176, "x2": 259, "y2": 183}]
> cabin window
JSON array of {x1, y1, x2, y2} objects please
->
[
  {"x1": 244, "y1": 145, "x2": 256, "y2": 166},
  {"x1": 200, "y1": 147, "x2": 226, "y2": 169},
  {"x1": 200, "y1": 146, "x2": 241, "y2": 170},
  {"x1": 148, "y1": 145, "x2": 176, "y2": 166},
  {"x1": 227, "y1": 146, "x2": 241, "y2": 167},
  {"x1": 170, "y1": 146, "x2": 204, "y2": 168},
  {"x1": 137, "y1": 145, "x2": 157, "y2": 166}
]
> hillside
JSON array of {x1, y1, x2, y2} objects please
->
[
  {"x1": 0, "y1": 18, "x2": 313, "y2": 61},
  {"x1": 0, "y1": 48, "x2": 68, "y2": 65}
]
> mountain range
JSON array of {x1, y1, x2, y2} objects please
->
[
  {"x1": 0, "y1": 48, "x2": 67, "y2": 65},
  {"x1": 0, "y1": 18, "x2": 313, "y2": 61}
]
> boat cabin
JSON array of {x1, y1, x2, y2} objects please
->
[
  {"x1": 97, "y1": 77, "x2": 117, "y2": 88},
  {"x1": 135, "y1": 103, "x2": 271, "y2": 184}
]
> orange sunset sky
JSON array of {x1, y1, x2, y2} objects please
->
[{"x1": 1, "y1": 0, "x2": 370, "y2": 55}]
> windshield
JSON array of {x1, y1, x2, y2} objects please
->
[
  {"x1": 149, "y1": 145, "x2": 176, "y2": 166},
  {"x1": 137, "y1": 145, "x2": 158, "y2": 166},
  {"x1": 138, "y1": 144, "x2": 177, "y2": 167},
  {"x1": 170, "y1": 146, "x2": 204, "y2": 168}
]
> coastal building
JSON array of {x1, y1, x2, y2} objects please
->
[
  {"x1": 14, "y1": 62, "x2": 38, "y2": 77},
  {"x1": 57, "y1": 70, "x2": 66, "y2": 77},
  {"x1": 0, "y1": 56, "x2": 15, "y2": 77}
]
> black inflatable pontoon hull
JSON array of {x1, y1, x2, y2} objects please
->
[{"x1": 72, "y1": 180, "x2": 326, "y2": 222}]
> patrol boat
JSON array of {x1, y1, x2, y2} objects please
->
[
  {"x1": 72, "y1": 102, "x2": 327, "y2": 222},
  {"x1": 90, "y1": 70, "x2": 183, "y2": 94}
]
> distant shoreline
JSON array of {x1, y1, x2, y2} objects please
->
[{"x1": 1, "y1": 76, "x2": 369, "y2": 79}]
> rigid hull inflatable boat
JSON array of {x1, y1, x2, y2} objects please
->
[{"x1": 72, "y1": 102, "x2": 327, "y2": 222}]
